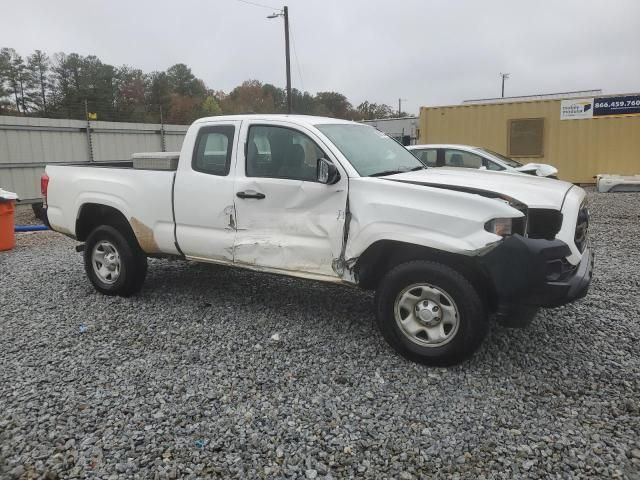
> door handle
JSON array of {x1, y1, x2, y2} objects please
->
[{"x1": 236, "y1": 190, "x2": 266, "y2": 199}]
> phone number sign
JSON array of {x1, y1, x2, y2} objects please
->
[
  {"x1": 593, "y1": 95, "x2": 640, "y2": 117},
  {"x1": 561, "y1": 94, "x2": 640, "y2": 120}
]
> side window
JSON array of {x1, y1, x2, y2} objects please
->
[
  {"x1": 444, "y1": 149, "x2": 483, "y2": 169},
  {"x1": 246, "y1": 125, "x2": 325, "y2": 181},
  {"x1": 192, "y1": 125, "x2": 235, "y2": 176},
  {"x1": 486, "y1": 159, "x2": 504, "y2": 171},
  {"x1": 413, "y1": 149, "x2": 437, "y2": 167}
]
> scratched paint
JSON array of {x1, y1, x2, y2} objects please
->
[
  {"x1": 223, "y1": 205, "x2": 236, "y2": 230},
  {"x1": 232, "y1": 179, "x2": 347, "y2": 277},
  {"x1": 342, "y1": 177, "x2": 524, "y2": 262}
]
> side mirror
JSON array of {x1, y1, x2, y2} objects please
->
[{"x1": 317, "y1": 158, "x2": 340, "y2": 185}]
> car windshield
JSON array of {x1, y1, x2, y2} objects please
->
[
  {"x1": 316, "y1": 124, "x2": 424, "y2": 176},
  {"x1": 476, "y1": 148, "x2": 523, "y2": 168}
]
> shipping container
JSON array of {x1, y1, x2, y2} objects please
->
[{"x1": 419, "y1": 93, "x2": 640, "y2": 183}]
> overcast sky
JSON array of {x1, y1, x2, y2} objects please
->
[{"x1": 2, "y1": 0, "x2": 639, "y2": 114}]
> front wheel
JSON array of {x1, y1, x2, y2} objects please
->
[
  {"x1": 375, "y1": 260, "x2": 488, "y2": 366},
  {"x1": 84, "y1": 225, "x2": 147, "y2": 297}
]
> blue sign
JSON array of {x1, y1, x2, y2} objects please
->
[{"x1": 593, "y1": 95, "x2": 640, "y2": 117}]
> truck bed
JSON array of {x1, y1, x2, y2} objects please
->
[{"x1": 45, "y1": 164, "x2": 179, "y2": 255}]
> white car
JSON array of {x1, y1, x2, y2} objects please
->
[
  {"x1": 43, "y1": 115, "x2": 591, "y2": 366},
  {"x1": 408, "y1": 144, "x2": 558, "y2": 178}
]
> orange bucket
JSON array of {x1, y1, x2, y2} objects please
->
[{"x1": 0, "y1": 200, "x2": 16, "y2": 251}]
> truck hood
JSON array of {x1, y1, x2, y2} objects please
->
[{"x1": 385, "y1": 168, "x2": 573, "y2": 209}]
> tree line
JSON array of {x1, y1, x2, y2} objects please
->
[{"x1": 0, "y1": 47, "x2": 409, "y2": 124}]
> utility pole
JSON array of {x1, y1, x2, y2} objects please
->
[
  {"x1": 159, "y1": 105, "x2": 166, "y2": 152},
  {"x1": 84, "y1": 99, "x2": 94, "y2": 162},
  {"x1": 268, "y1": 6, "x2": 292, "y2": 114},
  {"x1": 398, "y1": 98, "x2": 407, "y2": 117},
  {"x1": 284, "y1": 6, "x2": 291, "y2": 114},
  {"x1": 500, "y1": 72, "x2": 510, "y2": 98}
]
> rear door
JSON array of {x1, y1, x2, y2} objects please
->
[
  {"x1": 173, "y1": 121, "x2": 241, "y2": 261},
  {"x1": 232, "y1": 121, "x2": 348, "y2": 278}
]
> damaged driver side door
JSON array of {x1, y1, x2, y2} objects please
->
[{"x1": 233, "y1": 122, "x2": 348, "y2": 279}]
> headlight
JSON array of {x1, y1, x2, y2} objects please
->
[{"x1": 485, "y1": 218, "x2": 513, "y2": 237}]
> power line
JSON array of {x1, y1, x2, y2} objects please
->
[
  {"x1": 235, "y1": 0, "x2": 281, "y2": 11},
  {"x1": 288, "y1": 21, "x2": 305, "y2": 92}
]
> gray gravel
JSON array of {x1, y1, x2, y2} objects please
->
[
  {"x1": 1, "y1": 189, "x2": 639, "y2": 479},
  {"x1": 13, "y1": 205, "x2": 43, "y2": 226}
]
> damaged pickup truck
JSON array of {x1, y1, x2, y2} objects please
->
[{"x1": 43, "y1": 114, "x2": 593, "y2": 365}]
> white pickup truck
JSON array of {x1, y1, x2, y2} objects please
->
[{"x1": 43, "y1": 114, "x2": 593, "y2": 366}]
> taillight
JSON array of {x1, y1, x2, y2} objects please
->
[{"x1": 41, "y1": 173, "x2": 49, "y2": 206}]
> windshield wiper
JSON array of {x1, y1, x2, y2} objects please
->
[{"x1": 369, "y1": 166, "x2": 425, "y2": 177}]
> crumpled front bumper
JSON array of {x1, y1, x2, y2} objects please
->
[{"x1": 479, "y1": 234, "x2": 594, "y2": 326}]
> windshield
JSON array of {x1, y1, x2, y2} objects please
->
[
  {"x1": 316, "y1": 124, "x2": 424, "y2": 176},
  {"x1": 476, "y1": 148, "x2": 523, "y2": 168}
]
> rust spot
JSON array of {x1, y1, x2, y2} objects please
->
[{"x1": 130, "y1": 217, "x2": 159, "y2": 253}]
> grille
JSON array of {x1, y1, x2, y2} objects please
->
[{"x1": 574, "y1": 202, "x2": 589, "y2": 252}]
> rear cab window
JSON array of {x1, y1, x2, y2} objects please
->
[{"x1": 192, "y1": 125, "x2": 236, "y2": 176}]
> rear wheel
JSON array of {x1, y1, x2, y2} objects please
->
[
  {"x1": 84, "y1": 225, "x2": 147, "y2": 296},
  {"x1": 375, "y1": 260, "x2": 487, "y2": 366}
]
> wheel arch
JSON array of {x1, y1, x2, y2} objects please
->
[
  {"x1": 76, "y1": 203, "x2": 140, "y2": 249},
  {"x1": 354, "y1": 239, "x2": 497, "y2": 311}
]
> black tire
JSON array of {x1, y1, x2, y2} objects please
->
[
  {"x1": 84, "y1": 225, "x2": 147, "y2": 297},
  {"x1": 375, "y1": 260, "x2": 487, "y2": 366}
]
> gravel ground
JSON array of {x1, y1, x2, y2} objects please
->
[
  {"x1": 13, "y1": 205, "x2": 43, "y2": 227},
  {"x1": 1, "y1": 189, "x2": 639, "y2": 479}
]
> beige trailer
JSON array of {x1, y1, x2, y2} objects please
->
[{"x1": 419, "y1": 93, "x2": 640, "y2": 183}]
